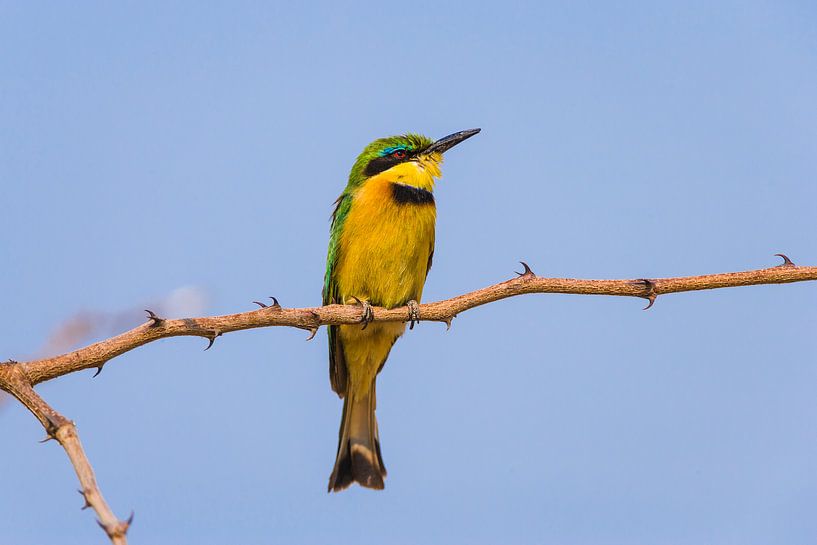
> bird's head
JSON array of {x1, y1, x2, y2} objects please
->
[{"x1": 348, "y1": 129, "x2": 480, "y2": 190}]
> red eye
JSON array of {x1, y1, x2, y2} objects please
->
[{"x1": 392, "y1": 149, "x2": 407, "y2": 159}]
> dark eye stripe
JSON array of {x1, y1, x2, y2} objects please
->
[
  {"x1": 364, "y1": 152, "x2": 412, "y2": 176},
  {"x1": 364, "y1": 156, "x2": 398, "y2": 176}
]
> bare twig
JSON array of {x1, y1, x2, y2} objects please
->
[
  {"x1": 1, "y1": 255, "x2": 815, "y2": 542},
  {"x1": 10, "y1": 256, "x2": 817, "y2": 387},
  {"x1": 0, "y1": 363, "x2": 131, "y2": 544}
]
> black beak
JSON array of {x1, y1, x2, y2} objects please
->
[{"x1": 423, "y1": 128, "x2": 481, "y2": 155}]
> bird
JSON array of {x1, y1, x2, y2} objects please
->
[{"x1": 323, "y1": 128, "x2": 480, "y2": 492}]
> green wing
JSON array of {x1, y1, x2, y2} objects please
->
[{"x1": 324, "y1": 193, "x2": 352, "y2": 397}]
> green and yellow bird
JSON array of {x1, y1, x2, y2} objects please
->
[{"x1": 323, "y1": 128, "x2": 480, "y2": 492}]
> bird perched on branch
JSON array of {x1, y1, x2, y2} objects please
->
[{"x1": 323, "y1": 128, "x2": 480, "y2": 492}]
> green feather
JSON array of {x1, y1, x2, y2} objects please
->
[{"x1": 324, "y1": 193, "x2": 352, "y2": 394}]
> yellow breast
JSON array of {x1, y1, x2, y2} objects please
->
[{"x1": 334, "y1": 162, "x2": 438, "y2": 309}]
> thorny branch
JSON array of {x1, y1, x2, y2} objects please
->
[
  {"x1": 1, "y1": 255, "x2": 815, "y2": 543},
  {"x1": 0, "y1": 364, "x2": 132, "y2": 544}
]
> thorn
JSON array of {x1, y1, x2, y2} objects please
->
[
  {"x1": 203, "y1": 330, "x2": 221, "y2": 351},
  {"x1": 254, "y1": 297, "x2": 280, "y2": 309},
  {"x1": 515, "y1": 261, "x2": 535, "y2": 277},
  {"x1": 92, "y1": 365, "x2": 104, "y2": 378},
  {"x1": 144, "y1": 309, "x2": 163, "y2": 326},
  {"x1": 40, "y1": 413, "x2": 64, "y2": 442},
  {"x1": 774, "y1": 253, "x2": 795, "y2": 267},
  {"x1": 78, "y1": 489, "x2": 91, "y2": 510},
  {"x1": 637, "y1": 279, "x2": 658, "y2": 310},
  {"x1": 3, "y1": 358, "x2": 18, "y2": 365},
  {"x1": 444, "y1": 316, "x2": 455, "y2": 331},
  {"x1": 97, "y1": 511, "x2": 134, "y2": 537},
  {"x1": 305, "y1": 327, "x2": 319, "y2": 341}
]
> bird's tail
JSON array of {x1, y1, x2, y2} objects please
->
[{"x1": 328, "y1": 382, "x2": 386, "y2": 492}]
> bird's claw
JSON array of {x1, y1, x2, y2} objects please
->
[
  {"x1": 407, "y1": 300, "x2": 420, "y2": 330},
  {"x1": 350, "y1": 296, "x2": 374, "y2": 330}
]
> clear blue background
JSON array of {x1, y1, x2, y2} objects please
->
[{"x1": 2, "y1": 2, "x2": 816, "y2": 544}]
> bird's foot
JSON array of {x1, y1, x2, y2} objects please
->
[
  {"x1": 350, "y1": 297, "x2": 374, "y2": 330},
  {"x1": 407, "y1": 300, "x2": 420, "y2": 330}
]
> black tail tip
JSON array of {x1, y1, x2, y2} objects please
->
[{"x1": 328, "y1": 444, "x2": 385, "y2": 492}]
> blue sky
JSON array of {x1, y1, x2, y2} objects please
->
[{"x1": 2, "y1": 2, "x2": 816, "y2": 544}]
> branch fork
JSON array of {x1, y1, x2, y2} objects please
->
[{"x1": 1, "y1": 255, "x2": 815, "y2": 543}]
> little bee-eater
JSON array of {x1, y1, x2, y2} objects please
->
[{"x1": 323, "y1": 128, "x2": 480, "y2": 492}]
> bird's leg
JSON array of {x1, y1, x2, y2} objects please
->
[
  {"x1": 407, "y1": 300, "x2": 420, "y2": 330},
  {"x1": 359, "y1": 300, "x2": 374, "y2": 330},
  {"x1": 349, "y1": 296, "x2": 374, "y2": 330}
]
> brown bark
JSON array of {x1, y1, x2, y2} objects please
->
[{"x1": 1, "y1": 255, "x2": 814, "y2": 543}]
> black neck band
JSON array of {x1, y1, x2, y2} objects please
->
[{"x1": 391, "y1": 183, "x2": 435, "y2": 205}]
